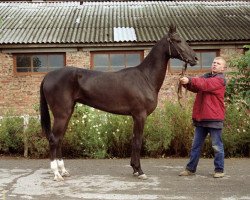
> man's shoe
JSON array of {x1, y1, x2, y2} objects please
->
[
  {"x1": 179, "y1": 169, "x2": 195, "y2": 176},
  {"x1": 213, "y1": 172, "x2": 225, "y2": 178}
]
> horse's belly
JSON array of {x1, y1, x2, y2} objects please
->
[{"x1": 77, "y1": 92, "x2": 131, "y2": 115}]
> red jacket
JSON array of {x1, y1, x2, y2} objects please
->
[{"x1": 185, "y1": 73, "x2": 226, "y2": 122}]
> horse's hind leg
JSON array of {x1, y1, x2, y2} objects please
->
[
  {"x1": 56, "y1": 135, "x2": 70, "y2": 177},
  {"x1": 50, "y1": 110, "x2": 73, "y2": 181}
]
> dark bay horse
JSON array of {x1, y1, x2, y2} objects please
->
[{"x1": 40, "y1": 25, "x2": 197, "y2": 181}]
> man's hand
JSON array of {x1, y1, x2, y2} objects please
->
[{"x1": 179, "y1": 77, "x2": 189, "y2": 84}]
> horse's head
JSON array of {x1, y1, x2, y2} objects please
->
[{"x1": 167, "y1": 24, "x2": 198, "y2": 66}]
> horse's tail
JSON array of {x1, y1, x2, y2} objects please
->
[{"x1": 40, "y1": 79, "x2": 51, "y2": 140}]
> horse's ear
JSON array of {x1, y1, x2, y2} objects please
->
[{"x1": 168, "y1": 24, "x2": 176, "y2": 34}]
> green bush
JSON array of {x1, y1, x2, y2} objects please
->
[
  {"x1": 24, "y1": 117, "x2": 48, "y2": 158},
  {"x1": 144, "y1": 108, "x2": 173, "y2": 157},
  {"x1": 223, "y1": 104, "x2": 250, "y2": 157},
  {"x1": 64, "y1": 104, "x2": 109, "y2": 158},
  {"x1": 64, "y1": 104, "x2": 133, "y2": 158},
  {"x1": 164, "y1": 100, "x2": 194, "y2": 157},
  {"x1": 0, "y1": 99, "x2": 249, "y2": 158},
  {"x1": 104, "y1": 114, "x2": 132, "y2": 158},
  {"x1": 226, "y1": 45, "x2": 250, "y2": 109},
  {"x1": 0, "y1": 115, "x2": 23, "y2": 154}
]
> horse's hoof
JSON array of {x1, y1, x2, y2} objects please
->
[
  {"x1": 133, "y1": 172, "x2": 139, "y2": 176},
  {"x1": 54, "y1": 174, "x2": 64, "y2": 181},
  {"x1": 138, "y1": 174, "x2": 148, "y2": 180},
  {"x1": 61, "y1": 170, "x2": 70, "y2": 177}
]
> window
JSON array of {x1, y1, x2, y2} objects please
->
[
  {"x1": 91, "y1": 51, "x2": 143, "y2": 71},
  {"x1": 14, "y1": 53, "x2": 65, "y2": 73},
  {"x1": 169, "y1": 51, "x2": 218, "y2": 73}
]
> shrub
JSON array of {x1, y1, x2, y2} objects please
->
[
  {"x1": 64, "y1": 104, "x2": 133, "y2": 158},
  {"x1": 104, "y1": 114, "x2": 132, "y2": 158},
  {"x1": 226, "y1": 45, "x2": 250, "y2": 110},
  {"x1": 24, "y1": 117, "x2": 48, "y2": 158},
  {"x1": 64, "y1": 104, "x2": 109, "y2": 158},
  {"x1": 144, "y1": 107, "x2": 173, "y2": 157},
  {"x1": 0, "y1": 99, "x2": 249, "y2": 158},
  {"x1": 0, "y1": 115, "x2": 23, "y2": 154},
  {"x1": 223, "y1": 104, "x2": 250, "y2": 157},
  {"x1": 164, "y1": 100, "x2": 194, "y2": 157}
]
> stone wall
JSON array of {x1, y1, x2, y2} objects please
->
[{"x1": 0, "y1": 47, "x2": 242, "y2": 116}]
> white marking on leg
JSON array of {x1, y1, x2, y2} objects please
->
[
  {"x1": 57, "y1": 159, "x2": 70, "y2": 177},
  {"x1": 138, "y1": 174, "x2": 148, "y2": 180},
  {"x1": 133, "y1": 172, "x2": 139, "y2": 176},
  {"x1": 50, "y1": 160, "x2": 63, "y2": 181}
]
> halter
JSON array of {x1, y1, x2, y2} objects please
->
[
  {"x1": 167, "y1": 33, "x2": 188, "y2": 107},
  {"x1": 167, "y1": 33, "x2": 185, "y2": 61}
]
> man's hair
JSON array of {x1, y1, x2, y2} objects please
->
[{"x1": 214, "y1": 57, "x2": 227, "y2": 66}]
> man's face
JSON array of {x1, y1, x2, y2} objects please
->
[{"x1": 211, "y1": 59, "x2": 225, "y2": 74}]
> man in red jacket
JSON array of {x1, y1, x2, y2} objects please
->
[{"x1": 179, "y1": 57, "x2": 226, "y2": 178}]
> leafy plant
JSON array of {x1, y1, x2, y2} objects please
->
[
  {"x1": 24, "y1": 117, "x2": 48, "y2": 158},
  {"x1": 223, "y1": 103, "x2": 250, "y2": 157},
  {"x1": 0, "y1": 115, "x2": 23, "y2": 154},
  {"x1": 144, "y1": 108, "x2": 173, "y2": 157},
  {"x1": 226, "y1": 45, "x2": 250, "y2": 109},
  {"x1": 0, "y1": 99, "x2": 249, "y2": 158},
  {"x1": 165, "y1": 100, "x2": 194, "y2": 157}
]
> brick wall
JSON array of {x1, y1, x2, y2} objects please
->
[
  {"x1": 0, "y1": 48, "x2": 242, "y2": 116},
  {"x1": 66, "y1": 51, "x2": 90, "y2": 68},
  {"x1": 0, "y1": 53, "x2": 44, "y2": 115}
]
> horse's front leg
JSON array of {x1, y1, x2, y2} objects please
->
[{"x1": 130, "y1": 113, "x2": 148, "y2": 180}]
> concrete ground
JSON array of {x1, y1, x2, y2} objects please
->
[{"x1": 0, "y1": 158, "x2": 249, "y2": 200}]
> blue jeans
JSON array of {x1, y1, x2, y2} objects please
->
[{"x1": 186, "y1": 126, "x2": 224, "y2": 173}]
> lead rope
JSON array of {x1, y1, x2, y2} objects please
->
[{"x1": 177, "y1": 62, "x2": 188, "y2": 107}]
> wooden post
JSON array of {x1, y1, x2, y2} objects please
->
[{"x1": 23, "y1": 115, "x2": 29, "y2": 158}]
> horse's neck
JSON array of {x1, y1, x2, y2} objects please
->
[{"x1": 139, "y1": 43, "x2": 170, "y2": 92}]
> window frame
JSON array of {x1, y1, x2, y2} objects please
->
[
  {"x1": 168, "y1": 50, "x2": 219, "y2": 74},
  {"x1": 90, "y1": 50, "x2": 144, "y2": 71},
  {"x1": 13, "y1": 53, "x2": 66, "y2": 75}
]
